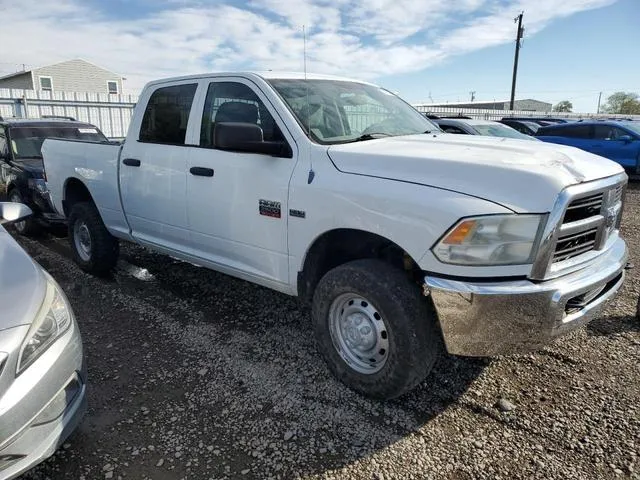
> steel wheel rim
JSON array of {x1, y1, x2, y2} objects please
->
[
  {"x1": 328, "y1": 293, "x2": 389, "y2": 374},
  {"x1": 74, "y1": 221, "x2": 92, "y2": 261},
  {"x1": 9, "y1": 192, "x2": 26, "y2": 232}
]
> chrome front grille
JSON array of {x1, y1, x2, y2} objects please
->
[
  {"x1": 562, "y1": 193, "x2": 603, "y2": 223},
  {"x1": 530, "y1": 174, "x2": 627, "y2": 280},
  {"x1": 553, "y1": 227, "x2": 598, "y2": 262}
]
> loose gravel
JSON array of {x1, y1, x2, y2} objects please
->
[{"x1": 14, "y1": 183, "x2": 640, "y2": 480}]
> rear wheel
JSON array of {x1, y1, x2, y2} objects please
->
[
  {"x1": 8, "y1": 189, "x2": 39, "y2": 236},
  {"x1": 68, "y1": 201, "x2": 119, "y2": 275},
  {"x1": 312, "y1": 259, "x2": 441, "y2": 400}
]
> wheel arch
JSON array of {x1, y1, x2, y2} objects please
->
[
  {"x1": 62, "y1": 177, "x2": 95, "y2": 217},
  {"x1": 297, "y1": 228, "x2": 422, "y2": 303}
]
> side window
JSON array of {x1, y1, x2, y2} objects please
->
[
  {"x1": 442, "y1": 125, "x2": 466, "y2": 134},
  {"x1": 200, "y1": 82, "x2": 285, "y2": 148},
  {"x1": 0, "y1": 127, "x2": 7, "y2": 158},
  {"x1": 594, "y1": 126, "x2": 629, "y2": 141},
  {"x1": 139, "y1": 84, "x2": 197, "y2": 145},
  {"x1": 556, "y1": 125, "x2": 591, "y2": 139}
]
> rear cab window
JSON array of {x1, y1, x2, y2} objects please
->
[{"x1": 139, "y1": 84, "x2": 198, "y2": 145}]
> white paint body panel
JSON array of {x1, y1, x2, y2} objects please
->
[{"x1": 41, "y1": 72, "x2": 625, "y2": 296}]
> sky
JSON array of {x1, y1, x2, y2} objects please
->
[{"x1": 0, "y1": 0, "x2": 637, "y2": 113}]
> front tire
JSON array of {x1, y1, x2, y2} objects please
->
[
  {"x1": 8, "y1": 189, "x2": 39, "y2": 236},
  {"x1": 312, "y1": 259, "x2": 441, "y2": 400},
  {"x1": 68, "y1": 201, "x2": 119, "y2": 275}
]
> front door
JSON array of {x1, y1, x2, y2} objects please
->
[
  {"x1": 119, "y1": 82, "x2": 199, "y2": 251},
  {"x1": 592, "y1": 125, "x2": 639, "y2": 168},
  {"x1": 186, "y1": 79, "x2": 297, "y2": 287}
]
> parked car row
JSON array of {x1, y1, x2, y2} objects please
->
[{"x1": 424, "y1": 114, "x2": 639, "y2": 173}]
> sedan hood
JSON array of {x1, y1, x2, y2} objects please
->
[
  {"x1": 327, "y1": 134, "x2": 625, "y2": 212},
  {"x1": 0, "y1": 228, "x2": 47, "y2": 330}
]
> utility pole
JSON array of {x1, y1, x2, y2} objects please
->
[
  {"x1": 596, "y1": 91, "x2": 602, "y2": 114},
  {"x1": 509, "y1": 12, "x2": 524, "y2": 110},
  {"x1": 469, "y1": 91, "x2": 476, "y2": 102}
]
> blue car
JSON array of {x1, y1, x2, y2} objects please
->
[{"x1": 535, "y1": 120, "x2": 640, "y2": 173}]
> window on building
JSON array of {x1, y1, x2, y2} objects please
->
[
  {"x1": 139, "y1": 83, "x2": 197, "y2": 145},
  {"x1": 107, "y1": 81, "x2": 119, "y2": 95},
  {"x1": 39, "y1": 76, "x2": 53, "y2": 91},
  {"x1": 200, "y1": 81, "x2": 285, "y2": 148}
]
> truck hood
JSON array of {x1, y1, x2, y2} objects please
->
[
  {"x1": 327, "y1": 134, "x2": 625, "y2": 212},
  {"x1": 0, "y1": 227, "x2": 47, "y2": 330}
]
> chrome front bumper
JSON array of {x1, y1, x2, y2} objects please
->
[{"x1": 425, "y1": 237, "x2": 627, "y2": 357}]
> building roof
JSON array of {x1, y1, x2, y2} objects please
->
[
  {"x1": 0, "y1": 58, "x2": 122, "y2": 82},
  {"x1": 416, "y1": 99, "x2": 552, "y2": 107}
]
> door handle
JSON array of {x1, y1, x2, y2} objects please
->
[
  {"x1": 123, "y1": 158, "x2": 141, "y2": 167},
  {"x1": 190, "y1": 167, "x2": 214, "y2": 177}
]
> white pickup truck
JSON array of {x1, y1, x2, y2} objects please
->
[{"x1": 41, "y1": 72, "x2": 628, "y2": 399}]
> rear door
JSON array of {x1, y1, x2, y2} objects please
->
[
  {"x1": 119, "y1": 82, "x2": 200, "y2": 251},
  {"x1": 592, "y1": 125, "x2": 638, "y2": 167},
  {"x1": 185, "y1": 78, "x2": 297, "y2": 288}
]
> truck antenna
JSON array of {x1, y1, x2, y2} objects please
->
[{"x1": 304, "y1": 24, "x2": 315, "y2": 184}]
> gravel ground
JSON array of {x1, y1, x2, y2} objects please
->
[{"x1": 11, "y1": 183, "x2": 640, "y2": 480}]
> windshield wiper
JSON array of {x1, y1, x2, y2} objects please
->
[{"x1": 350, "y1": 132, "x2": 393, "y2": 142}]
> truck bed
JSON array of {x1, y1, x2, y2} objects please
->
[{"x1": 42, "y1": 138, "x2": 130, "y2": 238}]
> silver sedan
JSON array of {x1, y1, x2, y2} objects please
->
[{"x1": 0, "y1": 202, "x2": 86, "y2": 479}]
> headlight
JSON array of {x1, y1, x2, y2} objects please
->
[
  {"x1": 432, "y1": 214, "x2": 546, "y2": 266},
  {"x1": 27, "y1": 178, "x2": 48, "y2": 193},
  {"x1": 16, "y1": 278, "x2": 72, "y2": 375}
]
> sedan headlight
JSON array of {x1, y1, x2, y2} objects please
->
[
  {"x1": 432, "y1": 214, "x2": 546, "y2": 266},
  {"x1": 16, "y1": 278, "x2": 72, "y2": 375}
]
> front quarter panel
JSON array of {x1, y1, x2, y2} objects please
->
[{"x1": 288, "y1": 150, "x2": 522, "y2": 290}]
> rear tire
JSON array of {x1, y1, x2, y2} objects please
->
[
  {"x1": 312, "y1": 259, "x2": 441, "y2": 400},
  {"x1": 68, "y1": 201, "x2": 119, "y2": 275},
  {"x1": 8, "y1": 189, "x2": 39, "y2": 236}
]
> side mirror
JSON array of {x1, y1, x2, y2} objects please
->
[
  {"x1": 0, "y1": 202, "x2": 32, "y2": 225},
  {"x1": 214, "y1": 122, "x2": 292, "y2": 158},
  {"x1": 619, "y1": 135, "x2": 633, "y2": 143}
]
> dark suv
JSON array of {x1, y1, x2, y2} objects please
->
[{"x1": 0, "y1": 117, "x2": 108, "y2": 234}]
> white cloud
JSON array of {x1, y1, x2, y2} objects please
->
[{"x1": 0, "y1": 0, "x2": 616, "y2": 94}]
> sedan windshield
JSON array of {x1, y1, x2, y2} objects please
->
[
  {"x1": 10, "y1": 125, "x2": 107, "y2": 159},
  {"x1": 268, "y1": 79, "x2": 439, "y2": 144},
  {"x1": 473, "y1": 123, "x2": 537, "y2": 140}
]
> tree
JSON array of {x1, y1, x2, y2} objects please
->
[
  {"x1": 602, "y1": 92, "x2": 640, "y2": 114},
  {"x1": 553, "y1": 100, "x2": 573, "y2": 112}
]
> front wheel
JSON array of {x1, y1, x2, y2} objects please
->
[
  {"x1": 8, "y1": 189, "x2": 39, "y2": 236},
  {"x1": 312, "y1": 259, "x2": 441, "y2": 400},
  {"x1": 68, "y1": 202, "x2": 119, "y2": 275}
]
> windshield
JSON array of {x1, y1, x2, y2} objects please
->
[
  {"x1": 473, "y1": 123, "x2": 537, "y2": 140},
  {"x1": 621, "y1": 122, "x2": 640, "y2": 136},
  {"x1": 268, "y1": 79, "x2": 439, "y2": 144},
  {"x1": 10, "y1": 125, "x2": 107, "y2": 159},
  {"x1": 522, "y1": 121, "x2": 540, "y2": 133}
]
